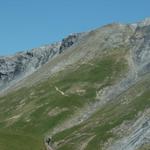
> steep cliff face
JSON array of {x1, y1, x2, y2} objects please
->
[{"x1": 0, "y1": 33, "x2": 84, "y2": 90}]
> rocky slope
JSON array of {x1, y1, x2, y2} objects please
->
[
  {"x1": 0, "y1": 18, "x2": 150, "y2": 150},
  {"x1": 0, "y1": 33, "x2": 84, "y2": 90}
]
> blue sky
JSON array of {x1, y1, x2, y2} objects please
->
[{"x1": 0, "y1": 0, "x2": 150, "y2": 56}]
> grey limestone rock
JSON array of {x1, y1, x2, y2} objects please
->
[{"x1": 0, "y1": 33, "x2": 84, "y2": 90}]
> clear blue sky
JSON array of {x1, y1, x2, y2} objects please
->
[{"x1": 0, "y1": 0, "x2": 150, "y2": 56}]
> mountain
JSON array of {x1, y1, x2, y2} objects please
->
[{"x1": 0, "y1": 18, "x2": 150, "y2": 150}]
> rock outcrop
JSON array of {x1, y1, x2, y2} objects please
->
[{"x1": 59, "y1": 33, "x2": 83, "y2": 53}]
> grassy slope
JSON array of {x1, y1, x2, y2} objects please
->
[
  {"x1": 54, "y1": 74, "x2": 150, "y2": 150},
  {"x1": 0, "y1": 48, "x2": 127, "y2": 150}
]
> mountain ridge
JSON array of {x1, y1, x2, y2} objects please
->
[
  {"x1": 0, "y1": 33, "x2": 85, "y2": 91},
  {"x1": 1, "y1": 17, "x2": 150, "y2": 92}
]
